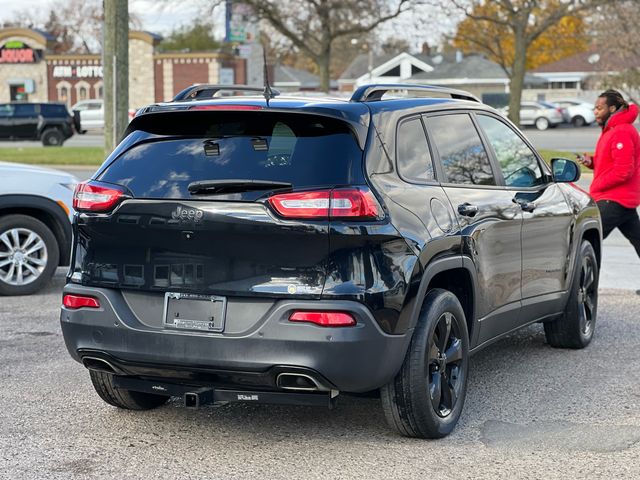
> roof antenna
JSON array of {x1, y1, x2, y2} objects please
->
[{"x1": 262, "y1": 45, "x2": 274, "y2": 106}]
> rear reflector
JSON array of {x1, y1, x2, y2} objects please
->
[
  {"x1": 268, "y1": 188, "x2": 381, "y2": 219},
  {"x1": 189, "y1": 105, "x2": 263, "y2": 111},
  {"x1": 289, "y1": 311, "x2": 357, "y2": 327},
  {"x1": 73, "y1": 181, "x2": 127, "y2": 213},
  {"x1": 63, "y1": 294, "x2": 100, "y2": 309}
]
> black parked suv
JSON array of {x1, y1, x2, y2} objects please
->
[
  {"x1": 60, "y1": 84, "x2": 601, "y2": 438},
  {"x1": 0, "y1": 102, "x2": 80, "y2": 146}
]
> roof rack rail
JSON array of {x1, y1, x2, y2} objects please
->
[
  {"x1": 172, "y1": 84, "x2": 280, "y2": 102},
  {"x1": 350, "y1": 84, "x2": 479, "y2": 103}
]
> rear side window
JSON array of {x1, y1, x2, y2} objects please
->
[
  {"x1": 99, "y1": 113, "x2": 362, "y2": 199},
  {"x1": 14, "y1": 104, "x2": 37, "y2": 117},
  {"x1": 41, "y1": 104, "x2": 68, "y2": 116},
  {"x1": 396, "y1": 117, "x2": 435, "y2": 183},
  {"x1": 425, "y1": 114, "x2": 496, "y2": 186}
]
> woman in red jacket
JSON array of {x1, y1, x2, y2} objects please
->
[{"x1": 579, "y1": 89, "x2": 640, "y2": 292}]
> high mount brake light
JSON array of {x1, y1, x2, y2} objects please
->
[
  {"x1": 63, "y1": 294, "x2": 100, "y2": 309},
  {"x1": 189, "y1": 105, "x2": 263, "y2": 111},
  {"x1": 73, "y1": 181, "x2": 127, "y2": 213},
  {"x1": 268, "y1": 188, "x2": 381, "y2": 220},
  {"x1": 289, "y1": 311, "x2": 357, "y2": 327}
]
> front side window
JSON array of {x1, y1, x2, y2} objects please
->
[
  {"x1": 424, "y1": 114, "x2": 495, "y2": 185},
  {"x1": 477, "y1": 115, "x2": 545, "y2": 188},
  {"x1": 396, "y1": 117, "x2": 435, "y2": 183}
]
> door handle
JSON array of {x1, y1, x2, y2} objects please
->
[
  {"x1": 513, "y1": 197, "x2": 536, "y2": 212},
  {"x1": 458, "y1": 203, "x2": 479, "y2": 217}
]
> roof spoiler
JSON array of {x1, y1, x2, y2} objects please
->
[{"x1": 350, "y1": 84, "x2": 479, "y2": 103}]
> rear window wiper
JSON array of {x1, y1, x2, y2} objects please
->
[{"x1": 187, "y1": 179, "x2": 293, "y2": 195}]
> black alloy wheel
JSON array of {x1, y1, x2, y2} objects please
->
[
  {"x1": 428, "y1": 311, "x2": 464, "y2": 418},
  {"x1": 381, "y1": 288, "x2": 469, "y2": 438},
  {"x1": 576, "y1": 253, "x2": 597, "y2": 338},
  {"x1": 544, "y1": 240, "x2": 599, "y2": 349}
]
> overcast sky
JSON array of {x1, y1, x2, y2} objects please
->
[{"x1": 0, "y1": 0, "x2": 223, "y2": 35}]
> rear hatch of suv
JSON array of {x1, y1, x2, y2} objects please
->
[{"x1": 70, "y1": 109, "x2": 374, "y2": 303}]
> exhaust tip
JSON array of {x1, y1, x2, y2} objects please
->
[
  {"x1": 81, "y1": 356, "x2": 117, "y2": 374},
  {"x1": 276, "y1": 373, "x2": 323, "y2": 391}
]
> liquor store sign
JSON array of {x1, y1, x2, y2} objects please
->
[{"x1": 0, "y1": 41, "x2": 43, "y2": 64}]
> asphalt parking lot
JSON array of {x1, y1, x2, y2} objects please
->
[
  {"x1": 2, "y1": 123, "x2": 640, "y2": 478},
  {"x1": 1, "y1": 269, "x2": 639, "y2": 479}
]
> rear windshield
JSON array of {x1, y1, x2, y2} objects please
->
[{"x1": 99, "y1": 112, "x2": 362, "y2": 199}]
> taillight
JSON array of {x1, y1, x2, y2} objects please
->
[
  {"x1": 268, "y1": 188, "x2": 381, "y2": 219},
  {"x1": 289, "y1": 311, "x2": 356, "y2": 327},
  {"x1": 73, "y1": 181, "x2": 127, "y2": 212},
  {"x1": 189, "y1": 105, "x2": 263, "y2": 111},
  {"x1": 63, "y1": 294, "x2": 100, "y2": 309}
]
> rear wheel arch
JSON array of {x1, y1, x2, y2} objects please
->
[{"x1": 410, "y1": 256, "x2": 476, "y2": 343}]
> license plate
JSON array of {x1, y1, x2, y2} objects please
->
[{"x1": 163, "y1": 292, "x2": 226, "y2": 332}]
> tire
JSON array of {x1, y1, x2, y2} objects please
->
[
  {"x1": 89, "y1": 370, "x2": 169, "y2": 410},
  {"x1": 544, "y1": 240, "x2": 598, "y2": 349},
  {"x1": 0, "y1": 214, "x2": 59, "y2": 296},
  {"x1": 381, "y1": 288, "x2": 469, "y2": 439},
  {"x1": 535, "y1": 117, "x2": 550, "y2": 130},
  {"x1": 41, "y1": 128, "x2": 64, "y2": 146},
  {"x1": 572, "y1": 115, "x2": 586, "y2": 127}
]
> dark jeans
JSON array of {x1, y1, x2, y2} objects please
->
[{"x1": 596, "y1": 200, "x2": 640, "y2": 259}]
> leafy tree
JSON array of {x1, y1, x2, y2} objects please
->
[
  {"x1": 158, "y1": 21, "x2": 222, "y2": 52},
  {"x1": 455, "y1": 8, "x2": 588, "y2": 71},
  {"x1": 448, "y1": 0, "x2": 612, "y2": 124}
]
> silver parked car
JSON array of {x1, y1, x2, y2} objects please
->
[
  {"x1": 519, "y1": 101, "x2": 565, "y2": 130},
  {"x1": 0, "y1": 162, "x2": 77, "y2": 295},
  {"x1": 552, "y1": 99, "x2": 596, "y2": 127}
]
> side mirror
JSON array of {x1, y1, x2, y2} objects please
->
[{"x1": 551, "y1": 158, "x2": 580, "y2": 183}]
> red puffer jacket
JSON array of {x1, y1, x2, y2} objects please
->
[{"x1": 589, "y1": 103, "x2": 640, "y2": 208}]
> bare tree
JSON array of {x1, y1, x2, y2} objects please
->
[
  {"x1": 5, "y1": 0, "x2": 141, "y2": 54},
  {"x1": 237, "y1": 0, "x2": 412, "y2": 92},
  {"x1": 592, "y1": 1, "x2": 640, "y2": 103},
  {"x1": 449, "y1": 0, "x2": 613, "y2": 124}
]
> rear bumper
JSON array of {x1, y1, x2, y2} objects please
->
[{"x1": 60, "y1": 284, "x2": 412, "y2": 392}]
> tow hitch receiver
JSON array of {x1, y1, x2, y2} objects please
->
[{"x1": 113, "y1": 376, "x2": 338, "y2": 409}]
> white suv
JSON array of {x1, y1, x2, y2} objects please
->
[
  {"x1": 552, "y1": 99, "x2": 596, "y2": 127},
  {"x1": 0, "y1": 162, "x2": 77, "y2": 295}
]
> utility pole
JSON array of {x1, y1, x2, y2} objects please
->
[{"x1": 103, "y1": 0, "x2": 128, "y2": 153}]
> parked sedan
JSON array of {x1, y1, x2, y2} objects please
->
[
  {"x1": 552, "y1": 99, "x2": 596, "y2": 127},
  {"x1": 0, "y1": 162, "x2": 77, "y2": 295},
  {"x1": 519, "y1": 101, "x2": 565, "y2": 130}
]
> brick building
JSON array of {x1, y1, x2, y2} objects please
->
[{"x1": 0, "y1": 27, "x2": 245, "y2": 109}]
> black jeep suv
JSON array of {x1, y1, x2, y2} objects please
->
[
  {"x1": 0, "y1": 102, "x2": 80, "y2": 146},
  {"x1": 60, "y1": 84, "x2": 601, "y2": 438}
]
